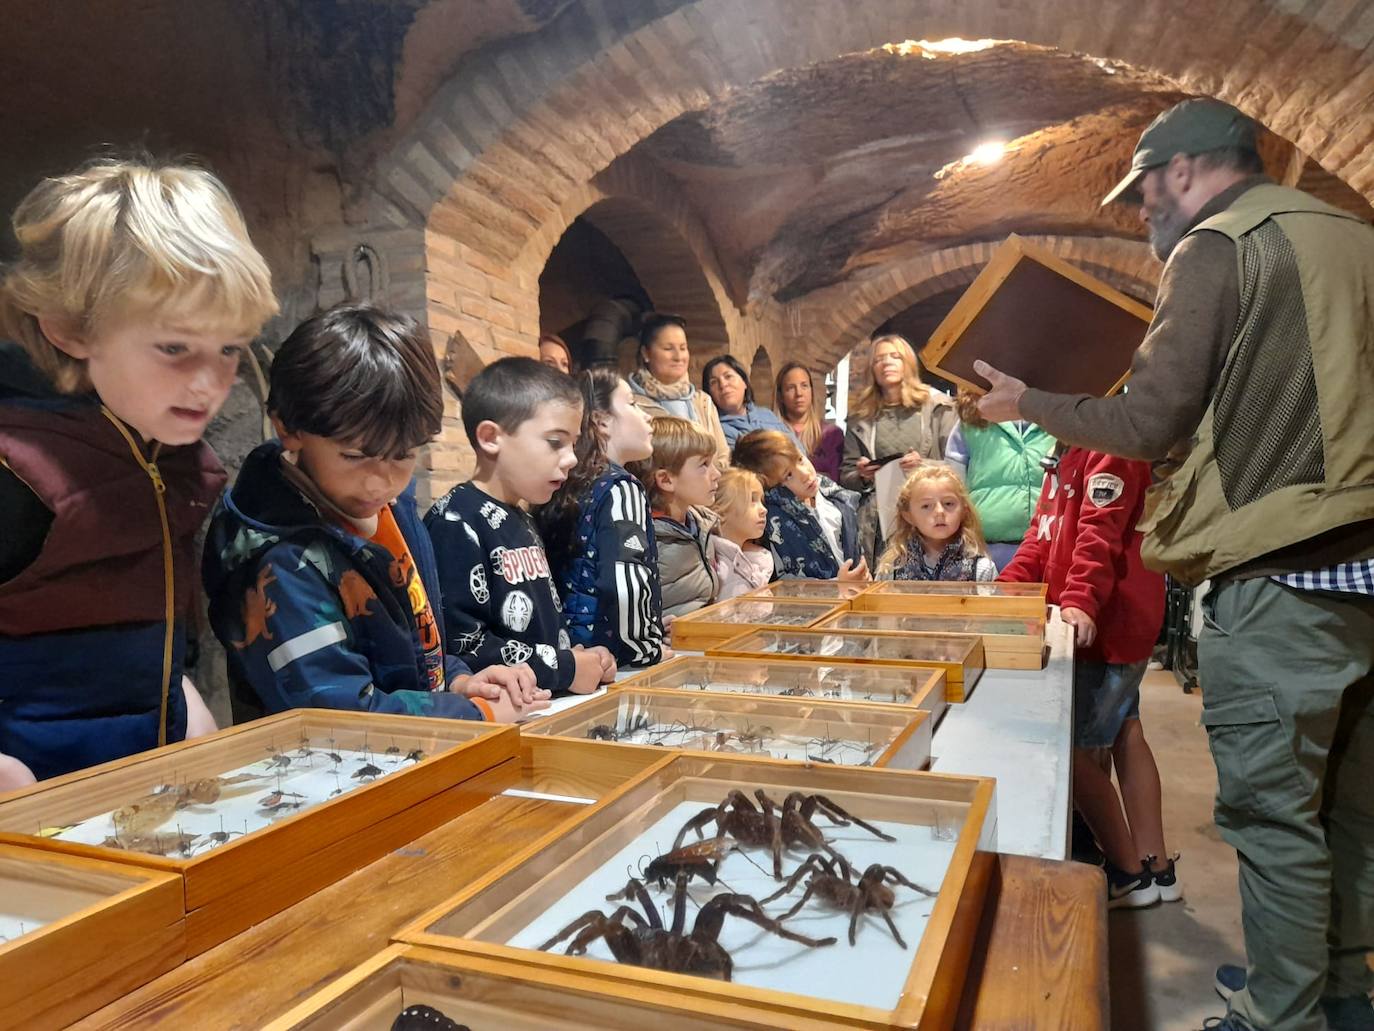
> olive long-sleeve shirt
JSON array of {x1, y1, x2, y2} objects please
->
[{"x1": 1019, "y1": 179, "x2": 1254, "y2": 461}]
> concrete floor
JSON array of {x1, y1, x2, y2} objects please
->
[{"x1": 1107, "y1": 670, "x2": 1245, "y2": 1031}]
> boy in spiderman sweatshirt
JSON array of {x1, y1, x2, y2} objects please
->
[{"x1": 999, "y1": 444, "x2": 1179, "y2": 909}]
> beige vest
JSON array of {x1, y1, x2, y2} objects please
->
[{"x1": 1140, "y1": 184, "x2": 1374, "y2": 584}]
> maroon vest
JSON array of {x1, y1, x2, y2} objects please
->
[{"x1": 0, "y1": 402, "x2": 226, "y2": 634}]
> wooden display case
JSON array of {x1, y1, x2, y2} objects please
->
[
  {"x1": 511, "y1": 736, "x2": 675, "y2": 805},
  {"x1": 0, "y1": 710, "x2": 517, "y2": 956},
  {"x1": 267, "y1": 944, "x2": 794, "y2": 1030},
  {"x1": 522, "y1": 688, "x2": 932, "y2": 770},
  {"x1": 0, "y1": 842, "x2": 184, "y2": 1029},
  {"x1": 919, "y1": 234, "x2": 1152, "y2": 398},
  {"x1": 707, "y1": 628, "x2": 986, "y2": 703},
  {"x1": 669, "y1": 596, "x2": 844, "y2": 652},
  {"x1": 613, "y1": 654, "x2": 948, "y2": 726},
  {"x1": 814, "y1": 611, "x2": 1046, "y2": 670},
  {"x1": 397, "y1": 754, "x2": 997, "y2": 1031},
  {"x1": 743, "y1": 579, "x2": 869, "y2": 605},
  {"x1": 853, "y1": 580, "x2": 1048, "y2": 619}
]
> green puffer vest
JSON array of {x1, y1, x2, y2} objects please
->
[
  {"x1": 963, "y1": 422, "x2": 1054, "y2": 542},
  {"x1": 1139, "y1": 184, "x2": 1374, "y2": 584}
]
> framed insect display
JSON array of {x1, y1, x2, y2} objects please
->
[
  {"x1": 397, "y1": 754, "x2": 996, "y2": 1031},
  {"x1": 706, "y1": 628, "x2": 986, "y2": 703},
  {"x1": 613, "y1": 655, "x2": 948, "y2": 725},
  {"x1": 668, "y1": 597, "x2": 844, "y2": 652},
  {"x1": 919, "y1": 233, "x2": 1151, "y2": 399},
  {"x1": 813, "y1": 611, "x2": 1046, "y2": 670},
  {"x1": 852, "y1": 580, "x2": 1048, "y2": 619},
  {"x1": 522, "y1": 689, "x2": 931, "y2": 770},
  {"x1": 0, "y1": 710, "x2": 517, "y2": 955},
  {"x1": 266, "y1": 944, "x2": 793, "y2": 1030},
  {"x1": 742, "y1": 579, "x2": 868, "y2": 605},
  {"x1": 0, "y1": 842, "x2": 183, "y2": 1028}
]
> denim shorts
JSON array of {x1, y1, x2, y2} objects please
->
[{"x1": 1074, "y1": 659, "x2": 1146, "y2": 748}]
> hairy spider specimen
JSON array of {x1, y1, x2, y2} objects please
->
[
  {"x1": 540, "y1": 871, "x2": 834, "y2": 981},
  {"x1": 390, "y1": 1004, "x2": 470, "y2": 1031},
  {"x1": 761, "y1": 853, "x2": 935, "y2": 948},
  {"x1": 674, "y1": 789, "x2": 895, "y2": 878}
]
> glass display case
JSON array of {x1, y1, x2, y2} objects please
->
[
  {"x1": 853, "y1": 580, "x2": 1047, "y2": 618},
  {"x1": 815, "y1": 610, "x2": 1046, "y2": 670},
  {"x1": 0, "y1": 842, "x2": 183, "y2": 1028},
  {"x1": 669, "y1": 596, "x2": 844, "y2": 652},
  {"x1": 613, "y1": 655, "x2": 947, "y2": 725},
  {"x1": 522, "y1": 688, "x2": 931, "y2": 770},
  {"x1": 397, "y1": 755, "x2": 997, "y2": 1031},
  {"x1": 706, "y1": 628, "x2": 986, "y2": 702},
  {"x1": 0, "y1": 710, "x2": 516, "y2": 955}
]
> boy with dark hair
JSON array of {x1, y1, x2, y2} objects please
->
[
  {"x1": 203, "y1": 305, "x2": 547, "y2": 724},
  {"x1": 426, "y1": 356, "x2": 616, "y2": 694}
]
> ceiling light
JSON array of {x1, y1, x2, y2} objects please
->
[
  {"x1": 884, "y1": 38, "x2": 1002, "y2": 58},
  {"x1": 967, "y1": 140, "x2": 1007, "y2": 165}
]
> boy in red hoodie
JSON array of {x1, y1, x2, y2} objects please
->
[{"x1": 1000, "y1": 445, "x2": 1178, "y2": 909}]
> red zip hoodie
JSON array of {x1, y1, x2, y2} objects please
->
[{"x1": 998, "y1": 447, "x2": 1164, "y2": 664}]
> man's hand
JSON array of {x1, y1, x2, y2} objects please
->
[
  {"x1": 459, "y1": 663, "x2": 549, "y2": 708},
  {"x1": 973, "y1": 361, "x2": 1028, "y2": 423},
  {"x1": 1061, "y1": 606, "x2": 1098, "y2": 648}
]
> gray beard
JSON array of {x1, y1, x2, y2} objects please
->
[{"x1": 1148, "y1": 199, "x2": 1190, "y2": 261}]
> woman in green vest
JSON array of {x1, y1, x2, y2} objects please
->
[{"x1": 945, "y1": 391, "x2": 1053, "y2": 571}]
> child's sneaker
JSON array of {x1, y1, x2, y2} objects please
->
[
  {"x1": 1150, "y1": 853, "x2": 1184, "y2": 903},
  {"x1": 1214, "y1": 963, "x2": 1245, "y2": 1001},
  {"x1": 1106, "y1": 860, "x2": 1160, "y2": 909}
]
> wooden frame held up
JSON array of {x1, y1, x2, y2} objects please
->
[{"x1": 920, "y1": 234, "x2": 1153, "y2": 398}]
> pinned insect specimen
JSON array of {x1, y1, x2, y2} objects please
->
[
  {"x1": 585, "y1": 724, "x2": 619, "y2": 741},
  {"x1": 352, "y1": 762, "x2": 384, "y2": 782},
  {"x1": 733, "y1": 723, "x2": 774, "y2": 752},
  {"x1": 761, "y1": 853, "x2": 935, "y2": 948},
  {"x1": 390, "y1": 1004, "x2": 471, "y2": 1031},
  {"x1": 256, "y1": 797, "x2": 305, "y2": 813},
  {"x1": 195, "y1": 817, "x2": 247, "y2": 853},
  {"x1": 403, "y1": 748, "x2": 426, "y2": 764},
  {"x1": 540, "y1": 871, "x2": 834, "y2": 981},
  {"x1": 262, "y1": 750, "x2": 294, "y2": 771}
]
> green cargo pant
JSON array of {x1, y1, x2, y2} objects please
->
[{"x1": 1199, "y1": 577, "x2": 1374, "y2": 1031}]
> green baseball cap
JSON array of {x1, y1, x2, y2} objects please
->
[{"x1": 1101, "y1": 97, "x2": 1259, "y2": 206}]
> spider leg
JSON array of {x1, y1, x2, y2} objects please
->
[
  {"x1": 759, "y1": 853, "x2": 825, "y2": 905},
  {"x1": 698, "y1": 894, "x2": 837, "y2": 948},
  {"x1": 810, "y1": 794, "x2": 896, "y2": 841},
  {"x1": 672, "y1": 806, "x2": 724, "y2": 850},
  {"x1": 879, "y1": 864, "x2": 937, "y2": 897}
]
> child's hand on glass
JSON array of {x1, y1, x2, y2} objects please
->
[
  {"x1": 458, "y1": 663, "x2": 551, "y2": 709},
  {"x1": 662, "y1": 614, "x2": 676, "y2": 644},
  {"x1": 587, "y1": 645, "x2": 618, "y2": 683},
  {"x1": 0, "y1": 752, "x2": 36, "y2": 792},
  {"x1": 484, "y1": 689, "x2": 552, "y2": 723},
  {"x1": 1060, "y1": 607, "x2": 1098, "y2": 648},
  {"x1": 570, "y1": 647, "x2": 609, "y2": 693},
  {"x1": 837, "y1": 556, "x2": 871, "y2": 582}
]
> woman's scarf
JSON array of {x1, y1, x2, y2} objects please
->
[{"x1": 629, "y1": 368, "x2": 694, "y2": 400}]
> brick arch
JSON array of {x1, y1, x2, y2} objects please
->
[
  {"x1": 794, "y1": 236, "x2": 1159, "y2": 370},
  {"x1": 377, "y1": 0, "x2": 1374, "y2": 271}
]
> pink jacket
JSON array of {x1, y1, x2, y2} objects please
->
[{"x1": 709, "y1": 537, "x2": 774, "y2": 600}]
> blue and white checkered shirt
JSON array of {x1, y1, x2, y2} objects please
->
[{"x1": 1275, "y1": 561, "x2": 1374, "y2": 595}]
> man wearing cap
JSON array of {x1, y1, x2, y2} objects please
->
[{"x1": 978, "y1": 97, "x2": 1374, "y2": 1031}]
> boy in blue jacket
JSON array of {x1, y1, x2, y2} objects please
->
[{"x1": 203, "y1": 305, "x2": 546, "y2": 723}]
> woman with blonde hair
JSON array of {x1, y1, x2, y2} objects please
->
[
  {"x1": 774, "y1": 361, "x2": 844, "y2": 481},
  {"x1": 878, "y1": 465, "x2": 995, "y2": 582},
  {"x1": 840, "y1": 334, "x2": 957, "y2": 564}
]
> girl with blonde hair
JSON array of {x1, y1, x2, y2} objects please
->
[
  {"x1": 878, "y1": 464, "x2": 996, "y2": 582},
  {"x1": 708, "y1": 467, "x2": 773, "y2": 599},
  {"x1": 840, "y1": 334, "x2": 957, "y2": 565}
]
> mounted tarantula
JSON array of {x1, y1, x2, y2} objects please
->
[
  {"x1": 761, "y1": 852, "x2": 935, "y2": 948},
  {"x1": 540, "y1": 871, "x2": 834, "y2": 980},
  {"x1": 673, "y1": 788, "x2": 895, "y2": 878}
]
